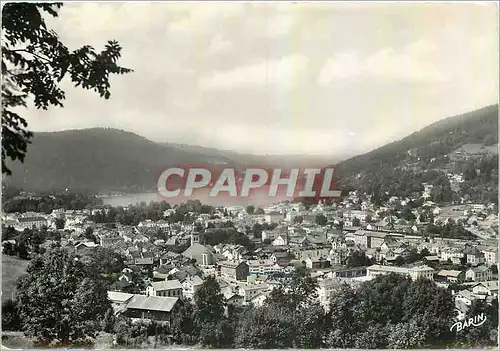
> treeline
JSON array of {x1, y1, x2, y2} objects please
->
[
  {"x1": 426, "y1": 221, "x2": 476, "y2": 240},
  {"x1": 201, "y1": 226, "x2": 255, "y2": 251},
  {"x1": 2, "y1": 226, "x2": 62, "y2": 259},
  {"x1": 2, "y1": 192, "x2": 104, "y2": 214},
  {"x1": 90, "y1": 200, "x2": 216, "y2": 226}
]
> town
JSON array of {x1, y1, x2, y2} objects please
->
[
  {"x1": 1, "y1": 1, "x2": 498, "y2": 349},
  {"x1": 2, "y1": 184, "x2": 498, "y2": 348}
]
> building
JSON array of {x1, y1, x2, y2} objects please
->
[
  {"x1": 74, "y1": 241, "x2": 99, "y2": 252},
  {"x1": 237, "y1": 283, "x2": 269, "y2": 303},
  {"x1": 317, "y1": 278, "x2": 361, "y2": 309},
  {"x1": 123, "y1": 295, "x2": 180, "y2": 322},
  {"x1": 464, "y1": 247, "x2": 486, "y2": 266},
  {"x1": 146, "y1": 280, "x2": 183, "y2": 298},
  {"x1": 220, "y1": 261, "x2": 249, "y2": 281},
  {"x1": 224, "y1": 291, "x2": 244, "y2": 306},
  {"x1": 247, "y1": 259, "x2": 282, "y2": 275},
  {"x1": 470, "y1": 281, "x2": 498, "y2": 297},
  {"x1": 440, "y1": 247, "x2": 464, "y2": 264},
  {"x1": 481, "y1": 247, "x2": 498, "y2": 265},
  {"x1": 304, "y1": 255, "x2": 331, "y2": 269},
  {"x1": 437, "y1": 270, "x2": 465, "y2": 283},
  {"x1": 250, "y1": 292, "x2": 269, "y2": 307},
  {"x1": 272, "y1": 235, "x2": 288, "y2": 246},
  {"x1": 465, "y1": 266, "x2": 493, "y2": 282},
  {"x1": 181, "y1": 276, "x2": 204, "y2": 300},
  {"x1": 15, "y1": 216, "x2": 47, "y2": 230},
  {"x1": 351, "y1": 230, "x2": 388, "y2": 249},
  {"x1": 265, "y1": 212, "x2": 283, "y2": 224},
  {"x1": 98, "y1": 233, "x2": 123, "y2": 248},
  {"x1": 108, "y1": 291, "x2": 134, "y2": 314},
  {"x1": 182, "y1": 243, "x2": 216, "y2": 266},
  {"x1": 271, "y1": 251, "x2": 293, "y2": 267},
  {"x1": 366, "y1": 264, "x2": 434, "y2": 281}
]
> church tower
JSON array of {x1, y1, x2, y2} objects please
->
[{"x1": 190, "y1": 232, "x2": 199, "y2": 246}]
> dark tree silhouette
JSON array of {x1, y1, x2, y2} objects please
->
[{"x1": 2, "y1": 3, "x2": 131, "y2": 174}]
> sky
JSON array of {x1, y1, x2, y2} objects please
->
[{"x1": 23, "y1": 1, "x2": 499, "y2": 157}]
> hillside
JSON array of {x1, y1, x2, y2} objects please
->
[
  {"x1": 164, "y1": 142, "x2": 344, "y2": 168},
  {"x1": 4, "y1": 128, "x2": 230, "y2": 193},
  {"x1": 3, "y1": 128, "x2": 342, "y2": 193},
  {"x1": 334, "y1": 105, "x2": 498, "y2": 204}
]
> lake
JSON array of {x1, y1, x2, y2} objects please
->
[{"x1": 100, "y1": 188, "x2": 292, "y2": 207}]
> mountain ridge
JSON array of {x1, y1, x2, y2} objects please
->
[{"x1": 4, "y1": 104, "x2": 498, "y2": 197}]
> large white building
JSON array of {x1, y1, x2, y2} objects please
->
[
  {"x1": 14, "y1": 216, "x2": 47, "y2": 230},
  {"x1": 366, "y1": 264, "x2": 434, "y2": 281}
]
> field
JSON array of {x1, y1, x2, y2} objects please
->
[{"x1": 2, "y1": 254, "x2": 29, "y2": 302}]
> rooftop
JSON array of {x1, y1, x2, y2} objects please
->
[
  {"x1": 150, "y1": 280, "x2": 183, "y2": 291},
  {"x1": 108, "y1": 291, "x2": 134, "y2": 303},
  {"x1": 126, "y1": 295, "x2": 178, "y2": 312}
]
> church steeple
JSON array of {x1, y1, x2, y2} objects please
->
[{"x1": 190, "y1": 232, "x2": 199, "y2": 246}]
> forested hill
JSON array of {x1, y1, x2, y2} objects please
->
[
  {"x1": 3, "y1": 128, "x2": 339, "y2": 193},
  {"x1": 4, "y1": 128, "x2": 221, "y2": 193},
  {"x1": 334, "y1": 105, "x2": 498, "y2": 204}
]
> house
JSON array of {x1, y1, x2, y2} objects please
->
[
  {"x1": 250, "y1": 292, "x2": 269, "y2": 307},
  {"x1": 181, "y1": 276, "x2": 204, "y2": 300},
  {"x1": 470, "y1": 281, "x2": 498, "y2": 297},
  {"x1": 146, "y1": 280, "x2": 183, "y2": 298},
  {"x1": 304, "y1": 255, "x2": 331, "y2": 269},
  {"x1": 366, "y1": 265, "x2": 434, "y2": 280},
  {"x1": 74, "y1": 241, "x2": 99, "y2": 252},
  {"x1": 423, "y1": 256, "x2": 440, "y2": 263},
  {"x1": 271, "y1": 251, "x2": 293, "y2": 267},
  {"x1": 108, "y1": 291, "x2": 134, "y2": 314},
  {"x1": 329, "y1": 248, "x2": 349, "y2": 266},
  {"x1": 219, "y1": 261, "x2": 249, "y2": 281},
  {"x1": 455, "y1": 289, "x2": 487, "y2": 306},
  {"x1": 317, "y1": 278, "x2": 362, "y2": 309},
  {"x1": 463, "y1": 247, "x2": 486, "y2": 266},
  {"x1": 123, "y1": 295, "x2": 180, "y2": 322},
  {"x1": 440, "y1": 247, "x2": 464, "y2": 264},
  {"x1": 224, "y1": 291, "x2": 244, "y2": 306},
  {"x1": 221, "y1": 245, "x2": 246, "y2": 262},
  {"x1": 352, "y1": 230, "x2": 388, "y2": 249},
  {"x1": 237, "y1": 283, "x2": 269, "y2": 303},
  {"x1": 365, "y1": 248, "x2": 381, "y2": 263},
  {"x1": 481, "y1": 247, "x2": 498, "y2": 265},
  {"x1": 272, "y1": 235, "x2": 288, "y2": 246},
  {"x1": 437, "y1": 270, "x2": 465, "y2": 283},
  {"x1": 327, "y1": 266, "x2": 367, "y2": 278},
  {"x1": 465, "y1": 266, "x2": 493, "y2": 282}
]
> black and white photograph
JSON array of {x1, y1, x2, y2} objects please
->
[{"x1": 1, "y1": 1, "x2": 499, "y2": 349}]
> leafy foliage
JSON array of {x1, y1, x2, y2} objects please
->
[
  {"x1": 15, "y1": 245, "x2": 111, "y2": 346},
  {"x1": 324, "y1": 274, "x2": 458, "y2": 349},
  {"x1": 1, "y1": 298, "x2": 22, "y2": 331},
  {"x1": 2, "y1": 3, "x2": 132, "y2": 175},
  {"x1": 346, "y1": 250, "x2": 373, "y2": 267}
]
